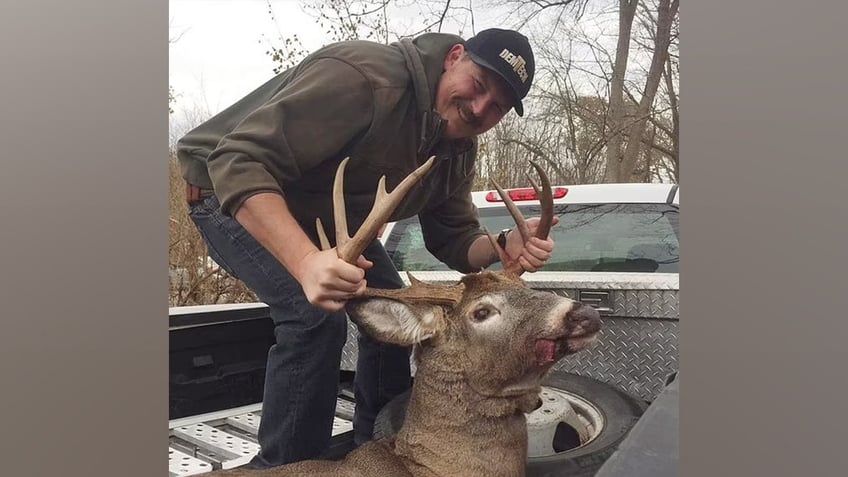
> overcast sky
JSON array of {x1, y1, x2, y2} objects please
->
[{"x1": 169, "y1": 0, "x2": 324, "y2": 122}]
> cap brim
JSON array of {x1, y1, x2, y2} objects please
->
[{"x1": 466, "y1": 51, "x2": 524, "y2": 116}]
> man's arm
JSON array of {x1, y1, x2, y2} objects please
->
[
  {"x1": 206, "y1": 57, "x2": 375, "y2": 218},
  {"x1": 417, "y1": 151, "x2": 559, "y2": 273},
  {"x1": 234, "y1": 192, "x2": 373, "y2": 312},
  {"x1": 196, "y1": 57, "x2": 378, "y2": 312}
]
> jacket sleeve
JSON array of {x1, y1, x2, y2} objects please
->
[
  {"x1": 417, "y1": 150, "x2": 487, "y2": 273},
  {"x1": 206, "y1": 57, "x2": 375, "y2": 216}
]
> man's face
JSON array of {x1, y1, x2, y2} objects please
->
[{"x1": 435, "y1": 44, "x2": 515, "y2": 140}]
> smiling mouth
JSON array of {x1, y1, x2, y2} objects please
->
[{"x1": 456, "y1": 103, "x2": 479, "y2": 128}]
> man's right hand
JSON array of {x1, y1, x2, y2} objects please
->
[
  {"x1": 234, "y1": 192, "x2": 375, "y2": 312},
  {"x1": 295, "y1": 249, "x2": 374, "y2": 312}
]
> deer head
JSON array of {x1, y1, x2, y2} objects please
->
[{"x1": 316, "y1": 157, "x2": 601, "y2": 415}]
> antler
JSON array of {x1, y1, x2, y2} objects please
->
[
  {"x1": 361, "y1": 273, "x2": 466, "y2": 306},
  {"x1": 316, "y1": 156, "x2": 468, "y2": 306},
  {"x1": 486, "y1": 161, "x2": 554, "y2": 276},
  {"x1": 316, "y1": 156, "x2": 436, "y2": 263}
]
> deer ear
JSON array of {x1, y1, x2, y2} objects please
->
[{"x1": 347, "y1": 299, "x2": 447, "y2": 347}]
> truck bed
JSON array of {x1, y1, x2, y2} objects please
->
[
  {"x1": 168, "y1": 397, "x2": 356, "y2": 475},
  {"x1": 169, "y1": 269, "x2": 679, "y2": 475},
  {"x1": 169, "y1": 304, "x2": 359, "y2": 475}
]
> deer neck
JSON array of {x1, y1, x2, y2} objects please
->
[{"x1": 392, "y1": 361, "x2": 532, "y2": 477}]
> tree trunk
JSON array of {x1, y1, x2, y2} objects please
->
[
  {"x1": 619, "y1": 0, "x2": 679, "y2": 182},
  {"x1": 604, "y1": 0, "x2": 639, "y2": 183},
  {"x1": 664, "y1": 50, "x2": 680, "y2": 182}
]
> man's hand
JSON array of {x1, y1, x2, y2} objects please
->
[
  {"x1": 504, "y1": 216, "x2": 560, "y2": 273},
  {"x1": 234, "y1": 193, "x2": 376, "y2": 312},
  {"x1": 295, "y1": 249, "x2": 374, "y2": 312}
]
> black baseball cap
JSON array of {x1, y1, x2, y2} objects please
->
[{"x1": 464, "y1": 28, "x2": 535, "y2": 116}]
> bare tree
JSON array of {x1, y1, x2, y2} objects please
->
[
  {"x1": 262, "y1": 0, "x2": 481, "y2": 72},
  {"x1": 261, "y1": 1, "x2": 312, "y2": 73},
  {"x1": 168, "y1": 18, "x2": 187, "y2": 115},
  {"x1": 253, "y1": 0, "x2": 680, "y2": 189},
  {"x1": 168, "y1": 99, "x2": 258, "y2": 306},
  {"x1": 602, "y1": 0, "x2": 638, "y2": 182},
  {"x1": 651, "y1": 2, "x2": 679, "y2": 182},
  {"x1": 168, "y1": 147, "x2": 259, "y2": 306},
  {"x1": 529, "y1": 32, "x2": 614, "y2": 185},
  {"x1": 604, "y1": 0, "x2": 677, "y2": 182}
]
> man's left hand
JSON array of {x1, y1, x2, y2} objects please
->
[{"x1": 504, "y1": 216, "x2": 560, "y2": 273}]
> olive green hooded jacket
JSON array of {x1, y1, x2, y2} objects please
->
[{"x1": 177, "y1": 33, "x2": 486, "y2": 272}]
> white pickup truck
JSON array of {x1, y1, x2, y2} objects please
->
[{"x1": 168, "y1": 182, "x2": 680, "y2": 477}]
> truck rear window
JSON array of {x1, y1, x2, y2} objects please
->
[{"x1": 384, "y1": 203, "x2": 679, "y2": 273}]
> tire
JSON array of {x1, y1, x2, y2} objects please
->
[{"x1": 373, "y1": 371, "x2": 647, "y2": 477}]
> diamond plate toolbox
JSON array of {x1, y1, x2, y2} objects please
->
[{"x1": 340, "y1": 271, "x2": 679, "y2": 401}]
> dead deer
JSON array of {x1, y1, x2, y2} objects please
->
[{"x1": 205, "y1": 157, "x2": 601, "y2": 477}]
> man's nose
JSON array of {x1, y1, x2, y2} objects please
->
[{"x1": 471, "y1": 95, "x2": 492, "y2": 118}]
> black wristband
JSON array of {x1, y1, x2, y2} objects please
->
[{"x1": 497, "y1": 228, "x2": 510, "y2": 250}]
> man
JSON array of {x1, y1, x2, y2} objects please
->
[{"x1": 177, "y1": 28, "x2": 556, "y2": 468}]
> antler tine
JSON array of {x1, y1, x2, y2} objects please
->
[
  {"x1": 335, "y1": 156, "x2": 436, "y2": 264},
  {"x1": 333, "y1": 157, "x2": 353, "y2": 253},
  {"x1": 495, "y1": 161, "x2": 555, "y2": 276},
  {"x1": 491, "y1": 179, "x2": 531, "y2": 242},
  {"x1": 527, "y1": 160, "x2": 554, "y2": 241},
  {"x1": 315, "y1": 217, "x2": 331, "y2": 250},
  {"x1": 483, "y1": 226, "x2": 512, "y2": 267}
]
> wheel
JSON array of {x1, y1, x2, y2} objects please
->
[{"x1": 373, "y1": 371, "x2": 647, "y2": 477}]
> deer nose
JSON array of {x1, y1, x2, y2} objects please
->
[{"x1": 566, "y1": 302, "x2": 602, "y2": 333}]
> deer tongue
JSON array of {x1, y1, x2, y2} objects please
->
[{"x1": 534, "y1": 339, "x2": 557, "y2": 365}]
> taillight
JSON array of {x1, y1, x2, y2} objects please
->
[{"x1": 485, "y1": 187, "x2": 567, "y2": 202}]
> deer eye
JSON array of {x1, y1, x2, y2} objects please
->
[{"x1": 472, "y1": 307, "x2": 492, "y2": 322}]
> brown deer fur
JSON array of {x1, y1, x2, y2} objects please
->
[{"x1": 207, "y1": 271, "x2": 600, "y2": 477}]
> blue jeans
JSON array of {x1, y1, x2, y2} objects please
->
[{"x1": 188, "y1": 194, "x2": 411, "y2": 467}]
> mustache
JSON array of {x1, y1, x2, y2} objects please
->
[{"x1": 457, "y1": 101, "x2": 482, "y2": 128}]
